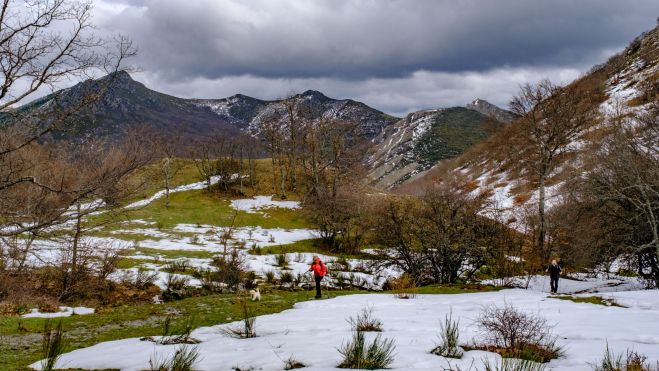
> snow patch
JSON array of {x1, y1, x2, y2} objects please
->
[
  {"x1": 22, "y1": 306, "x2": 95, "y2": 318},
  {"x1": 230, "y1": 195, "x2": 300, "y2": 213}
]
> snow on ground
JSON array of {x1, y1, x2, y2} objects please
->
[
  {"x1": 22, "y1": 306, "x2": 95, "y2": 318},
  {"x1": 230, "y1": 195, "x2": 300, "y2": 213},
  {"x1": 124, "y1": 176, "x2": 221, "y2": 209},
  {"x1": 16, "y1": 237, "x2": 129, "y2": 268},
  {"x1": 121, "y1": 225, "x2": 318, "y2": 252},
  {"x1": 485, "y1": 274, "x2": 646, "y2": 294},
  {"x1": 31, "y1": 289, "x2": 659, "y2": 371}
]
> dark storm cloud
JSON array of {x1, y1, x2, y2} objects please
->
[
  {"x1": 89, "y1": 0, "x2": 658, "y2": 115},
  {"x1": 98, "y1": 0, "x2": 658, "y2": 81}
]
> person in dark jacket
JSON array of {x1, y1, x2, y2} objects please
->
[
  {"x1": 547, "y1": 259, "x2": 561, "y2": 294},
  {"x1": 309, "y1": 256, "x2": 327, "y2": 299}
]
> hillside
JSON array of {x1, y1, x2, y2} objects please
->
[
  {"x1": 25, "y1": 71, "x2": 240, "y2": 139},
  {"x1": 9, "y1": 73, "x2": 398, "y2": 143},
  {"x1": 367, "y1": 104, "x2": 508, "y2": 189},
  {"x1": 401, "y1": 25, "x2": 659, "y2": 223}
]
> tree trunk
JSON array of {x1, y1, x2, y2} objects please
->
[{"x1": 537, "y1": 172, "x2": 547, "y2": 261}]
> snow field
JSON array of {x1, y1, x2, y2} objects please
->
[{"x1": 31, "y1": 289, "x2": 659, "y2": 370}]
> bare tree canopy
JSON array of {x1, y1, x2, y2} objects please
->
[{"x1": 0, "y1": 0, "x2": 136, "y2": 236}]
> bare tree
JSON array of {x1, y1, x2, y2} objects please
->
[
  {"x1": 509, "y1": 79, "x2": 594, "y2": 259},
  {"x1": 155, "y1": 132, "x2": 182, "y2": 208},
  {"x1": 373, "y1": 182, "x2": 503, "y2": 284},
  {"x1": 0, "y1": 0, "x2": 135, "y2": 236},
  {"x1": 56, "y1": 129, "x2": 152, "y2": 298},
  {"x1": 586, "y1": 107, "x2": 659, "y2": 286}
]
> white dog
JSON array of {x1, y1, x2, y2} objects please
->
[{"x1": 249, "y1": 288, "x2": 261, "y2": 301}]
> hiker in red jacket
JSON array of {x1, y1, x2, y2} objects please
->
[{"x1": 309, "y1": 256, "x2": 327, "y2": 298}]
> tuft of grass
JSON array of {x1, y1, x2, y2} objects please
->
[
  {"x1": 264, "y1": 270, "x2": 276, "y2": 283},
  {"x1": 431, "y1": 311, "x2": 463, "y2": 358},
  {"x1": 275, "y1": 254, "x2": 289, "y2": 268},
  {"x1": 40, "y1": 320, "x2": 65, "y2": 371},
  {"x1": 347, "y1": 306, "x2": 383, "y2": 332},
  {"x1": 164, "y1": 260, "x2": 192, "y2": 274},
  {"x1": 283, "y1": 355, "x2": 307, "y2": 370},
  {"x1": 482, "y1": 358, "x2": 547, "y2": 371},
  {"x1": 337, "y1": 330, "x2": 396, "y2": 369},
  {"x1": 142, "y1": 316, "x2": 200, "y2": 345},
  {"x1": 219, "y1": 297, "x2": 257, "y2": 339},
  {"x1": 149, "y1": 344, "x2": 201, "y2": 371},
  {"x1": 591, "y1": 343, "x2": 659, "y2": 371},
  {"x1": 279, "y1": 271, "x2": 294, "y2": 286}
]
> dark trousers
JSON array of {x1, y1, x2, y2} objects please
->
[
  {"x1": 314, "y1": 275, "x2": 323, "y2": 298},
  {"x1": 550, "y1": 275, "x2": 559, "y2": 293}
]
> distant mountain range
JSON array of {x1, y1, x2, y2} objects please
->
[
  {"x1": 191, "y1": 90, "x2": 399, "y2": 140},
  {"x1": 5, "y1": 70, "x2": 515, "y2": 188},
  {"x1": 7, "y1": 71, "x2": 399, "y2": 142}
]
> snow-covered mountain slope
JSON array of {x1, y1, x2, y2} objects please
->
[
  {"x1": 367, "y1": 106, "x2": 506, "y2": 189},
  {"x1": 194, "y1": 90, "x2": 399, "y2": 141},
  {"x1": 402, "y1": 25, "x2": 659, "y2": 225}
]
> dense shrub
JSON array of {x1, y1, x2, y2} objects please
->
[
  {"x1": 390, "y1": 274, "x2": 417, "y2": 299},
  {"x1": 474, "y1": 304, "x2": 562, "y2": 362}
]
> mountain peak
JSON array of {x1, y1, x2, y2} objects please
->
[
  {"x1": 300, "y1": 90, "x2": 329, "y2": 100},
  {"x1": 100, "y1": 70, "x2": 135, "y2": 83},
  {"x1": 466, "y1": 98, "x2": 516, "y2": 123},
  {"x1": 468, "y1": 98, "x2": 489, "y2": 106}
]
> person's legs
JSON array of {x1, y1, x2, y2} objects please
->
[
  {"x1": 315, "y1": 276, "x2": 322, "y2": 298},
  {"x1": 550, "y1": 277, "x2": 554, "y2": 293},
  {"x1": 550, "y1": 276, "x2": 558, "y2": 293}
]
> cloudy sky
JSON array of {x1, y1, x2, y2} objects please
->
[{"x1": 92, "y1": 0, "x2": 657, "y2": 116}]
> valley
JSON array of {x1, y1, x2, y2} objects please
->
[{"x1": 1, "y1": 2, "x2": 658, "y2": 371}]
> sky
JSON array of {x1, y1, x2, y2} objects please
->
[{"x1": 70, "y1": 1, "x2": 659, "y2": 116}]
